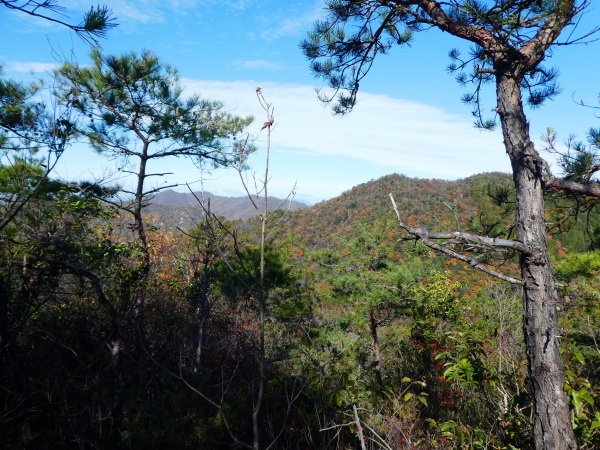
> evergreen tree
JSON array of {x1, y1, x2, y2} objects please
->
[
  {"x1": 53, "y1": 48, "x2": 253, "y2": 338},
  {"x1": 302, "y1": 1, "x2": 598, "y2": 448}
]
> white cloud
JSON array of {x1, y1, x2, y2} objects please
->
[
  {"x1": 113, "y1": 2, "x2": 164, "y2": 24},
  {"x1": 181, "y1": 79, "x2": 511, "y2": 181},
  {"x1": 228, "y1": 0, "x2": 252, "y2": 10},
  {"x1": 60, "y1": 0, "x2": 251, "y2": 24},
  {"x1": 263, "y1": 2, "x2": 326, "y2": 39},
  {"x1": 59, "y1": 0, "x2": 179, "y2": 24},
  {"x1": 232, "y1": 59, "x2": 285, "y2": 70},
  {"x1": 6, "y1": 61, "x2": 59, "y2": 73},
  {"x1": 53, "y1": 79, "x2": 513, "y2": 203}
]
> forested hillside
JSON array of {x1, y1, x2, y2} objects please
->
[
  {"x1": 4, "y1": 0, "x2": 600, "y2": 447},
  {"x1": 278, "y1": 172, "x2": 512, "y2": 248},
  {"x1": 277, "y1": 172, "x2": 598, "y2": 254},
  {"x1": 2, "y1": 167, "x2": 600, "y2": 449}
]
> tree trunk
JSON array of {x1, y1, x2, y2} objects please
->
[
  {"x1": 496, "y1": 73, "x2": 575, "y2": 450},
  {"x1": 369, "y1": 311, "x2": 382, "y2": 384},
  {"x1": 194, "y1": 201, "x2": 214, "y2": 374},
  {"x1": 133, "y1": 151, "x2": 151, "y2": 342},
  {"x1": 194, "y1": 262, "x2": 210, "y2": 374},
  {"x1": 133, "y1": 153, "x2": 150, "y2": 263},
  {"x1": 88, "y1": 273, "x2": 124, "y2": 449},
  {"x1": 352, "y1": 404, "x2": 367, "y2": 450}
]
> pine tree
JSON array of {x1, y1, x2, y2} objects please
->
[
  {"x1": 302, "y1": 1, "x2": 598, "y2": 448},
  {"x1": 54, "y1": 49, "x2": 253, "y2": 339}
]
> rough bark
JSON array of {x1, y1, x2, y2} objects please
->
[
  {"x1": 308, "y1": 1, "x2": 586, "y2": 446},
  {"x1": 414, "y1": 3, "x2": 579, "y2": 446},
  {"x1": 496, "y1": 72, "x2": 575, "y2": 450},
  {"x1": 549, "y1": 178, "x2": 600, "y2": 197}
]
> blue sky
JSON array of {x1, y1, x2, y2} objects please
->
[{"x1": 1, "y1": 1, "x2": 600, "y2": 204}]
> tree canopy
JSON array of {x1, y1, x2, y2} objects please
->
[
  {"x1": 55, "y1": 49, "x2": 252, "y2": 175},
  {"x1": 301, "y1": 0, "x2": 593, "y2": 124}
]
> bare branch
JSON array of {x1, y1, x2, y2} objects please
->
[
  {"x1": 390, "y1": 194, "x2": 524, "y2": 285},
  {"x1": 140, "y1": 345, "x2": 254, "y2": 450},
  {"x1": 320, "y1": 422, "x2": 355, "y2": 432},
  {"x1": 1, "y1": 1, "x2": 117, "y2": 45},
  {"x1": 398, "y1": 229, "x2": 528, "y2": 252},
  {"x1": 476, "y1": 67, "x2": 497, "y2": 74}
]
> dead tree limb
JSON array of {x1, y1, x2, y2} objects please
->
[{"x1": 389, "y1": 193, "x2": 524, "y2": 285}]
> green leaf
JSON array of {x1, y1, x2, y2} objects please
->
[
  {"x1": 333, "y1": 392, "x2": 343, "y2": 407},
  {"x1": 425, "y1": 418, "x2": 437, "y2": 428},
  {"x1": 571, "y1": 391, "x2": 584, "y2": 418}
]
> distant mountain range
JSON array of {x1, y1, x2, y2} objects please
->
[
  {"x1": 144, "y1": 189, "x2": 309, "y2": 228},
  {"x1": 143, "y1": 174, "x2": 598, "y2": 255}
]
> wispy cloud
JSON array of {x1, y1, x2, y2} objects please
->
[
  {"x1": 59, "y1": 0, "x2": 182, "y2": 24},
  {"x1": 274, "y1": 149, "x2": 319, "y2": 156},
  {"x1": 181, "y1": 79, "x2": 510, "y2": 180},
  {"x1": 53, "y1": 79, "x2": 512, "y2": 203},
  {"x1": 227, "y1": 0, "x2": 252, "y2": 10},
  {"x1": 113, "y1": 2, "x2": 165, "y2": 24},
  {"x1": 232, "y1": 60, "x2": 286, "y2": 70},
  {"x1": 263, "y1": 2, "x2": 326, "y2": 39},
  {"x1": 5, "y1": 61, "x2": 59, "y2": 73}
]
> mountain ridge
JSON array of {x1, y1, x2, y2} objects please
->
[
  {"x1": 276, "y1": 171, "x2": 514, "y2": 249},
  {"x1": 144, "y1": 189, "x2": 310, "y2": 227}
]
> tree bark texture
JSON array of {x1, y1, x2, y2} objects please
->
[{"x1": 496, "y1": 73, "x2": 575, "y2": 450}]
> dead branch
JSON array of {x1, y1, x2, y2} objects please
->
[
  {"x1": 397, "y1": 230, "x2": 527, "y2": 252},
  {"x1": 389, "y1": 193, "x2": 524, "y2": 285}
]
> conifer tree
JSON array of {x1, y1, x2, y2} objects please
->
[
  {"x1": 302, "y1": 1, "x2": 598, "y2": 448},
  {"x1": 54, "y1": 49, "x2": 252, "y2": 336}
]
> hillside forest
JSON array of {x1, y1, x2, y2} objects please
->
[
  {"x1": 3, "y1": 1, "x2": 600, "y2": 449},
  {"x1": 3, "y1": 114, "x2": 600, "y2": 449}
]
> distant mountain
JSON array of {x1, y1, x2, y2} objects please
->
[
  {"x1": 276, "y1": 172, "x2": 514, "y2": 250},
  {"x1": 144, "y1": 189, "x2": 309, "y2": 228},
  {"x1": 144, "y1": 174, "x2": 597, "y2": 253},
  {"x1": 275, "y1": 171, "x2": 597, "y2": 254}
]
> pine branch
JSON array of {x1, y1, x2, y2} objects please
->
[
  {"x1": 548, "y1": 179, "x2": 600, "y2": 197},
  {"x1": 1, "y1": 1, "x2": 116, "y2": 45}
]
